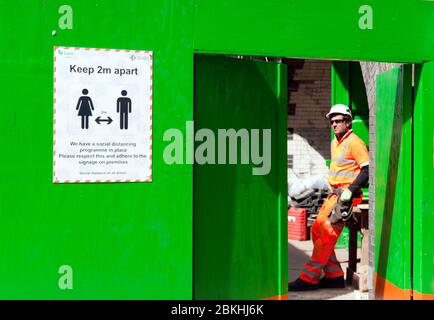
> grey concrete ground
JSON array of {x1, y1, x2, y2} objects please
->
[{"x1": 288, "y1": 240, "x2": 369, "y2": 300}]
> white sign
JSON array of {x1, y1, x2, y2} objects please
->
[{"x1": 53, "y1": 47, "x2": 153, "y2": 183}]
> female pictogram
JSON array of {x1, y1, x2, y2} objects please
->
[{"x1": 76, "y1": 88, "x2": 95, "y2": 129}]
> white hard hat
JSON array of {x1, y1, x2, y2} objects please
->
[{"x1": 326, "y1": 104, "x2": 352, "y2": 120}]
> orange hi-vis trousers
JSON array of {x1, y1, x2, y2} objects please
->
[{"x1": 299, "y1": 193, "x2": 346, "y2": 284}]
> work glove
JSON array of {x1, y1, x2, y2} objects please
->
[{"x1": 340, "y1": 188, "x2": 352, "y2": 202}]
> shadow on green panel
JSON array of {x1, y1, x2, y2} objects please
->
[{"x1": 193, "y1": 55, "x2": 286, "y2": 299}]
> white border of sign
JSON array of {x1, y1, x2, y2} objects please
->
[{"x1": 52, "y1": 46, "x2": 153, "y2": 183}]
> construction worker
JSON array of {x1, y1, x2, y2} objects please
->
[{"x1": 288, "y1": 104, "x2": 369, "y2": 291}]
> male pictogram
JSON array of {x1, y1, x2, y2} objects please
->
[{"x1": 117, "y1": 90, "x2": 132, "y2": 130}]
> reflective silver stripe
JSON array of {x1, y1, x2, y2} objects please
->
[
  {"x1": 302, "y1": 268, "x2": 321, "y2": 279},
  {"x1": 331, "y1": 157, "x2": 357, "y2": 165},
  {"x1": 331, "y1": 134, "x2": 354, "y2": 165},
  {"x1": 307, "y1": 260, "x2": 323, "y2": 270},
  {"x1": 359, "y1": 161, "x2": 369, "y2": 167},
  {"x1": 340, "y1": 134, "x2": 354, "y2": 159},
  {"x1": 324, "y1": 264, "x2": 342, "y2": 273},
  {"x1": 328, "y1": 170, "x2": 358, "y2": 178}
]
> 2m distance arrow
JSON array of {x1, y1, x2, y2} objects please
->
[{"x1": 95, "y1": 116, "x2": 113, "y2": 125}]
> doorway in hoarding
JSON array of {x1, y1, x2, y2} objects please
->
[{"x1": 193, "y1": 52, "x2": 424, "y2": 300}]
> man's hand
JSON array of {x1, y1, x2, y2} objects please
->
[{"x1": 340, "y1": 189, "x2": 352, "y2": 202}]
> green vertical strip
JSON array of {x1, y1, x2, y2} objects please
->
[
  {"x1": 349, "y1": 62, "x2": 369, "y2": 201},
  {"x1": 193, "y1": 55, "x2": 287, "y2": 299},
  {"x1": 277, "y1": 64, "x2": 288, "y2": 297},
  {"x1": 375, "y1": 65, "x2": 412, "y2": 299},
  {"x1": 413, "y1": 63, "x2": 434, "y2": 298},
  {"x1": 331, "y1": 62, "x2": 350, "y2": 107},
  {"x1": 332, "y1": 62, "x2": 369, "y2": 147},
  {"x1": 349, "y1": 62, "x2": 369, "y2": 145},
  {"x1": 331, "y1": 61, "x2": 350, "y2": 156}
]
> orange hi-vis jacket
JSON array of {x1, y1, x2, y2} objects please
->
[{"x1": 328, "y1": 129, "x2": 369, "y2": 189}]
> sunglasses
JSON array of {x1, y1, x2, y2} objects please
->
[{"x1": 330, "y1": 119, "x2": 345, "y2": 125}]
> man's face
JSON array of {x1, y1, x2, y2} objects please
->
[{"x1": 330, "y1": 114, "x2": 351, "y2": 136}]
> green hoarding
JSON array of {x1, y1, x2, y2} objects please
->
[{"x1": 0, "y1": 0, "x2": 432, "y2": 299}]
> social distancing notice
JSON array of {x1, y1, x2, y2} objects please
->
[{"x1": 53, "y1": 47, "x2": 153, "y2": 183}]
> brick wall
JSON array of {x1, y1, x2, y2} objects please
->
[{"x1": 285, "y1": 59, "x2": 331, "y2": 186}]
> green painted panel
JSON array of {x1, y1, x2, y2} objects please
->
[
  {"x1": 413, "y1": 63, "x2": 434, "y2": 296},
  {"x1": 350, "y1": 63, "x2": 369, "y2": 119},
  {"x1": 352, "y1": 118, "x2": 369, "y2": 148},
  {"x1": 194, "y1": 0, "x2": 434, "y2": 62},
  {"x1": 193, "y1": 55, "x2": 287, "y2": 299},
  {"x1": 350, "y1": 62, "x2": 369, "y2": 147},
  {"x1": 332, "y1": 62, "x2": 350, "y2": 108},
  {"x1": 375, "y1": 65, "x2": 412, "y2": 297},
  {"x1": 0, "y1": 1, "x2": 194, "y2": 299}
]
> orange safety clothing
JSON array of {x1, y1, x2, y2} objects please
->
[
  {"x1": 328, "y1": 130, "x2": 369, "y2": 189},
  {"x1": 299, "y1": 130, "x2": 368, "y2": 284}
]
